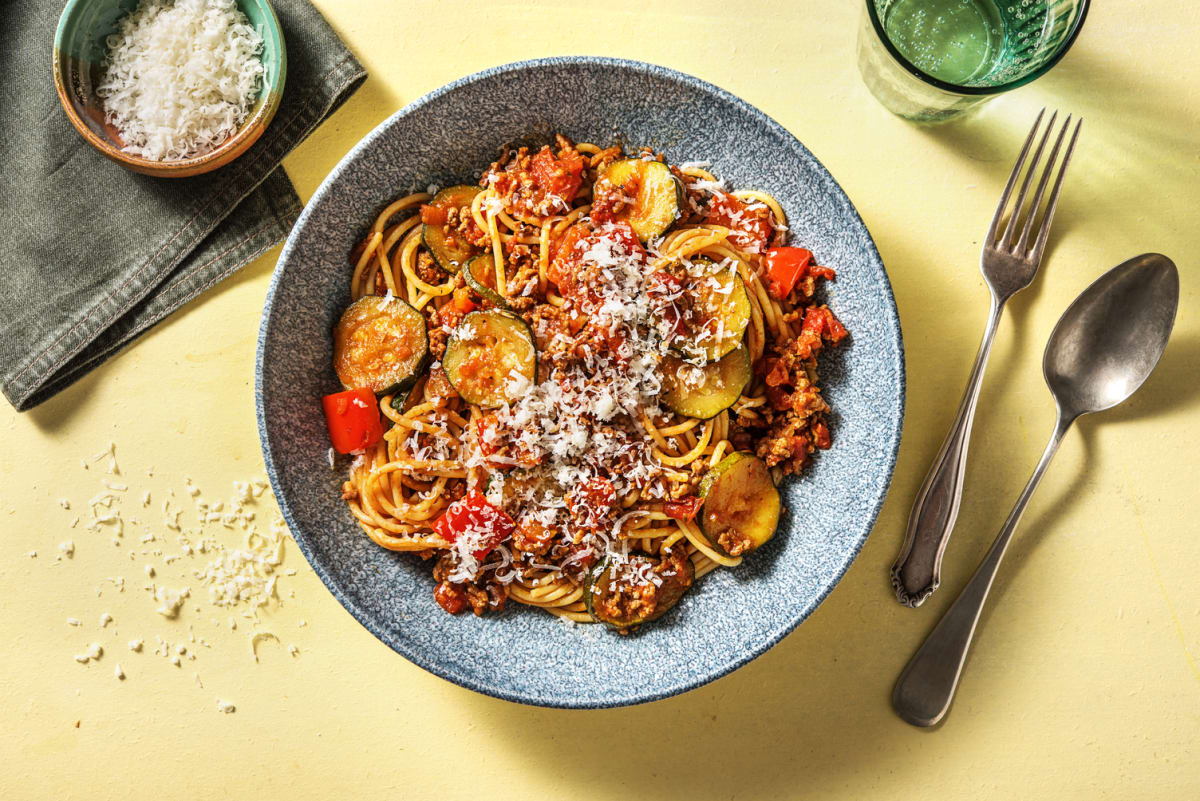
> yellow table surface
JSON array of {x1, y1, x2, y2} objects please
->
[{"x1": 3, "y1": 2, "x2": 1197, "y2": 798}]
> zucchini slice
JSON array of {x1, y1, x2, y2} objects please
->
[
  {"x1": 484, "y1": 468, "x2": 558, "y2": 514},
  {"x1": 584, "y1": 551, "x2": 694, "y2": 630},
  {"x1": 674, "y1": 259, "x2": 752, "y2": 362},
  {"x1": 698, "y1": 453, "x2": 780, "y2": 557},
  {"x1": 421, "y1": 185, "x2": 483, "y2": 272},
  {"x1": 333, "y1": 295, "x2": 430, "y2": 395},
  {"x1": 660, "y1": 346, "x2": 751, "y2": 420},
  {"x1": 443, "y1": 310, "x2": 537, "y2": 407},
  {"x1": 463, "y1": 253, "x2": 509, "y2": 309},
  {"x1": 597, "y1": 159, "x2": 682, "y2": 241}
]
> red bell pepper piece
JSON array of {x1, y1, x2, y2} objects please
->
[
  {"x1": 663, "y1": 496, "x2": 704, "y2": 521},
  {"x1": 433, "y1": 493, "x2": 515, "y2": 560},
  {"x1": 322, "y1": 388, "x2": 384, "y2": 454},
  {"x1": 763, "y1": 247, "x2": 814, "y2": 300},
  {"x1": 531, "y1": 146, "x2": 585, "y2": 205}
]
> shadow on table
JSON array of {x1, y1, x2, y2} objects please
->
[
  {"x1": 453, "y1": 507, "x2": 929, "y2": 800},
  {"x1": 909, "y1": 40, "x2": 1198, "y2": 267}
]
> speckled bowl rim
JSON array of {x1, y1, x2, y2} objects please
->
[
  {"x1": 256, "y1": 56, "x2": 905, "y2": 708},
  {"x1": 53, "y1": 0, "x2": 287, "y2": 178}
]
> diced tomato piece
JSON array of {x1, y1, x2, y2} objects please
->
[
  {"x1": 322, "y1": 388, "x2": 384, "y2": 454},
  {"x1": 433, "y1": 493, "x2": 515, "y2": 560},
  {"x1": 802, "y1": 306, "x2": 848, "y2": 344},
  {"x1": 763, "y1": 247, "x2": 813, "y2": 300},
  {"x1": 548, "y1": 221, "x2": 645, "y2": 311},
  {"x1": 601, "y1": 219, "x2": 646, "y2": 259},
  {"x1": 664, "y1": 496, "x2": 703, "y2": 521},
  {"x1": 531, "y1": 146, "x2": 585, "y2": 207},
  {"x1": 420, "y1": 204, "x2": 449, "y2": 226},
  {"x1": 434, "y1": 581, "x2": 469, "y2": 614},
  {"x1": 704, "y1": 193, "x2": 773, "y2": 253},
  {"x1": 808, "y1": 263, "x2": 836, "y2": 281},
  {"x1": 452, "y1": 286, "x2": 476, "y2": 314},
  {"x1": 567, "y1": 477, "x2": 617, "y2": 531},
  {"x1": 812, "y1": 420, "x2": 832, "y2": 450},
  {"x1": 548, "y1": 222, "x2": 590, "y2": 287}
]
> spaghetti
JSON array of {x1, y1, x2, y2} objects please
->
[{"x1": 327, "y1": 135, "x2": 848, "y2": 630}]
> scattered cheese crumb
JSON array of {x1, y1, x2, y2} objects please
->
[
  {"x1": 59, "y1": 541, "x2": 75, "y2": 558},
  {"x1": 154, "y1": 586, "x2": 190, "y2": 618},
  {"x1": 58, "y1": 498, "x2": 71, "y2": 510},
  {"x1": 145, "y1": 564, "x2": 155, "y2": 577},
  {"x1": 99, "y1": 613, "x2": 113, "y2": 628},
  {"x1": 67, "y1": 618, "x2": 82, "y2": 627},
  {"x1": 249, "y1": 631, "x2": 279, "y2": 662},
  {"x1": 27, "y1": 550, "x2": 36, "y2": 558},
  {"x1": 128, "y1": 639, "x2": 143, "y2": 652},
  {"x1": 114, "y1": 664, "x2": 125, "y2": 680},
  {"x1": 288, "y1": 644, "x2": 299, "y2": 657},
  {"x1": 216, "y1": 699, "x2": 236, "y2": 714}
]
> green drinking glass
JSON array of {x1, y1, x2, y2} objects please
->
[{"x1": 857, "y1": 0, "x2": 1089, "y2": 122}]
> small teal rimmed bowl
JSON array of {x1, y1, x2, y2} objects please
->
[{"x1": 53, "y1": 0, "x2": 286, "y2": 178}]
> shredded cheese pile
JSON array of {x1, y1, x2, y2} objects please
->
[{"x1": 96, "y1": 0, "x2": 265, "y2": 162}]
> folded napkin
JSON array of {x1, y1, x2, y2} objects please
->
[{"x1": 0, "y1": 0, "x2": 366, "y2": 410}]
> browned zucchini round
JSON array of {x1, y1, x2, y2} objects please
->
[
  {"x1": 583, "y1": 551, "x2": 695, "y2": 630},
  {"x1": 660, "y1": 346, "x2": 751, "y2": 420},
  {"x1": 698, "y1": 452, "x2": 780, "y2": 557},
  {"x1": 672, "y1": 259, "x2": 752, "y2": 363},
  {"x1": 463, "y1": 253, "x2": 509, "y2": 309},
  {"x1": 333, "y1": 296, "x2": 430, "y2": 395},
  {"x1": 422, "y1": 185, "x2": 483, "y2": 272},
  {"x1": 596, "y1": 159, "x2": 683, "y2": 241},
  {"x1": 442, "y1": 310, "x2": 537, "y2": 407}
]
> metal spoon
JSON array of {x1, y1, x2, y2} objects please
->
[{"x1": 892, "y1": 253, "x2": 1180, "y2": 728}]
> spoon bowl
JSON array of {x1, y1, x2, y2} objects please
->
[{"x1": 1044, "y1": 253, "x2": 1180, "y2": 418}]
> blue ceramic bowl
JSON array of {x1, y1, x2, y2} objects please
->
[{"x1": 257, "y1": 57, "x2": 904, "y2": 708}]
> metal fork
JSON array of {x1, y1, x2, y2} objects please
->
[{"x1": 891, "y1": 110, "x2": 1082, "y2": 608}]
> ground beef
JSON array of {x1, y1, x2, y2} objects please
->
[
  {"x1": 442, "y1": 204, "x2": 488, "y2": 250},
  {"x1": 483, "y1": 139, "x2": 584, "y2": 219},
  {"x1": 591, "y1": 548, "x2": 692, "y2": 633},
  {"x1": 414, "y1": 250, "x2": 444, "y2": 285},
  {"x1": 750, "y1": 304, "x2": 846, "y2": 475},
  {"x1": 716, "y1": 529, "x2": 753, "y2": 557},
  {"x1": 511, "y1": 515, "x2": 555, "y2": 555}
]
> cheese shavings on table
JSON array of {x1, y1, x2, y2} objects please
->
[{"x1": 96, "y1": 0, "x2": 265, "y2": 162}]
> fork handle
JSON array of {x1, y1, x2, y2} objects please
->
[
  {"x1": 892, "y1": 413, "x2": 1072, "y2": 726},
  {"x1": 891, "y1": 297, "x2": 1005, "y2": 607}
]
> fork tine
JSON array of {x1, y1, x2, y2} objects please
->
[
  {"x1": 999, "y1": 109, "x2": 1058, "y2": 249},
  {"x1": 985, "y1": 108, "x2": 1045, "y2": 245},
  {"x1": 1015, "y1": 114, "x2": 1072, "y2": 255},
  {"x1": 1030, "y1": 118, "x2": 1082, "y2": 262}
]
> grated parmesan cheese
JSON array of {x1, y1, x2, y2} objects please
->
[{"x1": 97, "y1": 0, "x2": 266, "y2": 162}]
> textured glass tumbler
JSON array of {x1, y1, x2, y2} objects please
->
[{"x1": 857, "y1": 0, "x2": 1089, "y2": 122}]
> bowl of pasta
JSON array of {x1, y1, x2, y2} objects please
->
[{"x1": 256, "y1": 57, "x2": 904, "y2": 707}]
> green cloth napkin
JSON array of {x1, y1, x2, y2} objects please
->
[{"x1": 0, "y1": 0, "x2": 366, "y2": 410}]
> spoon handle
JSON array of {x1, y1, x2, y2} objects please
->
[
  {"x1": 892, "y1": 413, "x2": 1073, "y2": 727},
  {"x1": 892, "y1": 297, "x2": 1005, "y2": 607}
]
